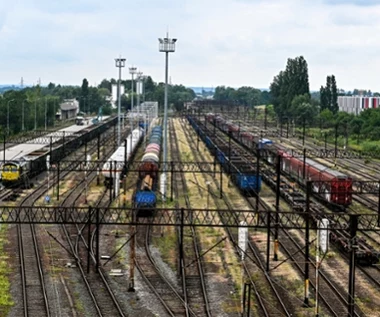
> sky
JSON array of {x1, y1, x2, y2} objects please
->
[{"x1": 1, "y1": 0, "x2": 380, "y2": 91}]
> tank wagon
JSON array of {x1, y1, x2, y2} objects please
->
[
  {"x1": 188, "y1": 116, "x2": 261, "y2": 194},
  {"x1": 1, "y1": 116, "x2": 117, "y2": 188},
  {"x1": 134, "y1": 125, "x2": 162, "y2": 215},
  {"x1": 205, "y1": 113, "x2": 352, "y2": 208},
  {"x1": 102, "y1": 127, "x2": 144, "y2": 188}
]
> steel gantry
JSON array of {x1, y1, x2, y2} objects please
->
[{"x1": 0, "y1": 205, "x2": 378, "y2": 229}]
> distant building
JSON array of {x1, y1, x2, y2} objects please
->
[
  {"x1": 59, "y1": 99, "x2": 79, "y2": 120},
  {"x1": 338, "y1": 96, "x2": 380, "y2": 115}
]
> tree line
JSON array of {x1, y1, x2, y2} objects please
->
[
  {"x1": 213, "y1": 86, "x2": 271, "y2": 106},
  {"x1": 0, "y1": 76, "x2": 195, "y2": 136}
]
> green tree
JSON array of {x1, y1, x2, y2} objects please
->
[
  {"x1": 320, "y1": 75, "x2": 338, "y2": 114},
  {"x1": 98, "y1": 79, "x2": 111, "y2": 91},
  {"x1": 326, "y1": 76, "x2": 332, "y2": 110},
  {"x1": 80, "y1": 78, "x2": 89, "y2": 113},
  {"x1": 270, "y1": 56, "x2": 310, "y2": 120},
  {"x1": 331, "y1": 75, "x2": 338, "y2": 113},
  {"x1": 320, "y1": 86, "x2": 328, "y2": 111},
  {"x1": 350, "y1": 117, "x2": 364, "y2": 144},
  {"x1": 319, "y1": 109, "x2": 335, "y2": 128},
  {"x1": 290, "y1": 94, "x2": 318, "y2": 125}
]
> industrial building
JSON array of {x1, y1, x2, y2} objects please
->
[{"x1": 57, "y1": 99, "x2": 79, "y2": 120}]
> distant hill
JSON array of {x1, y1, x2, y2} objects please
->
[
  {"x1": 0, "y1": 85, "x2": 24, "y2": 94},
  {"x1": 188, "y1": 87, "x2": 215, "y2": 94},
  {"x1": 189, "y1": 86, "x2": 272, "y2": 93}
]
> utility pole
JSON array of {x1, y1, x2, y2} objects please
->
[{"x1": 45, "y1": 97, "x2": 47, "y2": 131}]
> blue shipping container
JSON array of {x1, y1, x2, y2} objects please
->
[
  {"x1": 205, "y1": 137, "x2": 212, "y2": 149},
  {"x1": 217, "y1": 150, "x2": 226, "y2": 164},
  {"x1": 236, "y1": 175, "x2": 261, "y2": 192},
  {"x1": 135, "y1": 191, "x2": 157, "y2": 207}
]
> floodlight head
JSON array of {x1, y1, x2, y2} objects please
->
[
  {"x1": 115, "y1": 57, "x2": 126, "y2": 68},
  {"x1": 159, "y1": 36, "x2": 177, "y2": 53},
  {"x1": 129, "y1": 66, "x2": 137, "y2": 75}
]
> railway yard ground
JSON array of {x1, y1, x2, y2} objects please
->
[{"x1": 1, "y1": 113, "x2": 380, "y2": 316}]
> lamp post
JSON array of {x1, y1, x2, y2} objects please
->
[
  {"x1": 142, "y1": 75, "x2": 147, "y2": 102},
  {"x1": 7, "y1": 99, "x2": 15, "y2": 135},
  {"x1": 22, "y1": 99, "x2": 27, "y2": 131},
  {"x1": 115, "y1": 57, "x2": 126, "y2": 147},
  {"x1": 34, "y1": 98, "x2": 39, "y2": 130},
  {"x1": 45, "y1": 97, "x2": 48, "y2": 131},
  {"x1": 129, "y1": 67, "x2": 137, "y2": 111},
  {"x1": 136, "y1": 71, "x2": 143, "y2": 122},
  {"x1": 53, "y1": 97, "x2": 56, "y2": 127},
  {"x1": 159, "y1": 33, "x2": 177, "y2": 201}
]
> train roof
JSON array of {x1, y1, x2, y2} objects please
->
[
  {"x1": 260, "y1": 138, "x2": 273, "y2": 144},
  {"x1": 0, "y1": 116, "x2": 111, "y2": 162},
  {"x1": 304, "y1": 157, "x2": 347, "y2": 178},
  {"x1": 108, "y1": 146, "x2": 126, "y2": 162}
]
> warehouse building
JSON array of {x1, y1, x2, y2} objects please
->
[{"x1": 338, "y1": 96, "x2": 380, "y2": 115}]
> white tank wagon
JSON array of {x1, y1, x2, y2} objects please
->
[{"x1": 102, "y1": 127, "x2": 144, "y2": 188}]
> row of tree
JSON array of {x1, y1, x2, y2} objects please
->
[
  {"x1": 213, "y1": 86, "x2": 271, "y2": 106},
  {"x1": 0, "y1": 76, "x2": 195, "y2": 136}
]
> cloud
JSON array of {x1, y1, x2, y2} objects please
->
[
  {"x1": 324, "y1": 0, "x2": 380, "y2": 6},
  {"x1": 1, "y1": 0, "x2": 380, "y2": 91}
]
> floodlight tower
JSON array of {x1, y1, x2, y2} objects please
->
[
  {"x1": 136, "y1": 71, "x2": 143, "y2": 120},
  {"x1": 129, "y1": 66, "x2": 137, "y2": 113},
  {"x1": 115, "y1": 57, "x2": 126, "y2": 146},
  {"x1": 158, "y1": 33, "x2": 177, "y2": 201}
]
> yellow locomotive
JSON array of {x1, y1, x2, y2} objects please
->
[{"x1": 1, "y1": 160, "x2": 30, "y2": 188}]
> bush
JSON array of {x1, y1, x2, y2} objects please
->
[{"x1": 362, "y1": 142, "x2": 380, "y2": 154}]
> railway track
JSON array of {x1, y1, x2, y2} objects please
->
[
  {"x1": 135, "y1": 224, "x2": 196, "y2": 316},
  {"x1": 59, "y1": 181, "x2": 126, "y2": 317},
  {"x1": 180, "y1": 117, "x2": 293, "y2": 316},
  {"x1": 133, "y1": 121, "x2": 198, "y2": 316},
  {"x1": 8, "y1": 122, "x2": 127, "y2": 316},
  {"x1": 169, "y1": 118, "x2": 211, "y2": 316},
  {"x1": 187, "y1": 116, "x2": 380, "y2": 316},
  {"x1": 53, "y1": 124, "x2": 143, "y2": 316}
]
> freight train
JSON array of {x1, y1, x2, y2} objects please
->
[
  {"x1": 188, "y1": 116, "x2": 261, "y2": 194},
  {"x1": 205, "y1": 113, "x2": 353, "y2": 208},
  {"x1": 102, "y1": 127, "x2": 144, "y2": 188},
  {"x1": 204, "y1": 114, "x2": 380, "y2": 265},
  {"x1": 134, "y1": 125, "x2": 162, "y2": 216},
  {"x1": 1, "y1": 117, "x2": 117, "y2": 188}
]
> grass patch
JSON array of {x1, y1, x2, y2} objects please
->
[
  {"x1": 152, "y1": 229, "x2": 177, "y2": 270},
  {"x1": 73, "y1": 291, "x2": 85, "y2": 313},
  {"x1": 0, "y1": 225, "x2": 14, "y2": 315}
]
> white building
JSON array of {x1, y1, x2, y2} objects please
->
[{"x1": 338, "y1": 96, "x2": 380, "y2": 115}]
